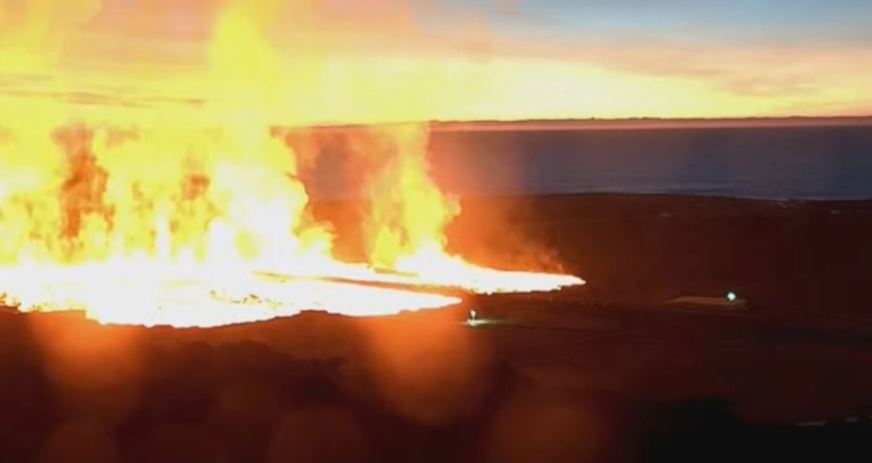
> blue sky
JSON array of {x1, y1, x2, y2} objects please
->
[{"x1": 429, "y1": 0, "x2": 872, "y2": 45}]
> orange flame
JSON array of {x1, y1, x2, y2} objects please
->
[{"x1": 0, "y1": 0, "x2": 583, "y2": 327}]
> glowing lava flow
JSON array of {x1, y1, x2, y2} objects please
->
[
  {"x1": 0, "y1": 257, "x2": 582, "y2": 328},
  {"x1": 0, "y1": 261, "x2": 462, "y2": 328}
]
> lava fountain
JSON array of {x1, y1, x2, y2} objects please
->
[
  {"x1": 0, "y1": 121, "x2": 583, "y2": 328},
  {"x1": 0, "y1": 1, "x2": 583, "y2": 328}
]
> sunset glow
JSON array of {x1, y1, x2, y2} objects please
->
[{"x1": 2, "y1": 0, "x2": 870, "y2": 123}]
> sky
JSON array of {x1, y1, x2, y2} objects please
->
[
  {"x1": 476, "y1": 0, "x2": 872, "y2": 44},
  {"x1": 1, "y1": 0, "x2": 871, "y2": 123}
]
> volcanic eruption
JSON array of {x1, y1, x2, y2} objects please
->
[{"x1": 0, "y1": 0, "x2": 583, "y2": 327}]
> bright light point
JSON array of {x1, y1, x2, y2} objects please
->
[
  {"x1": 466, "y1": 309, "x2": 481, "y2": 327},
  {"x1": 726, "y1": 291, "x2": 737, "y2": 302}
]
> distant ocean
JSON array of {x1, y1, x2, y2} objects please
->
[{"x1": 303, "y1": 124, "x2": 872, "y2": 201}]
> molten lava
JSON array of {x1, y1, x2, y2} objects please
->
[{"x1": 0, "y1": 0, "x2": 583, "y2": 327}]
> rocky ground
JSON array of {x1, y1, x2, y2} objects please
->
[{"x1": 2, "y1": 193, "x2": 872, "y2": 462}]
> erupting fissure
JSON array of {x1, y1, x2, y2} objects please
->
[
  {"x1": 0, "y1": 0, "x2": 583, "y2": 327},
  {"x1": 0, "y1": 121, "x2": 582, "y2": 328}
]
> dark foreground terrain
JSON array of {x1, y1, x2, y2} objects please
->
[{"x1": 2, "y1": 193, "x2": 872, "y2": 462}]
